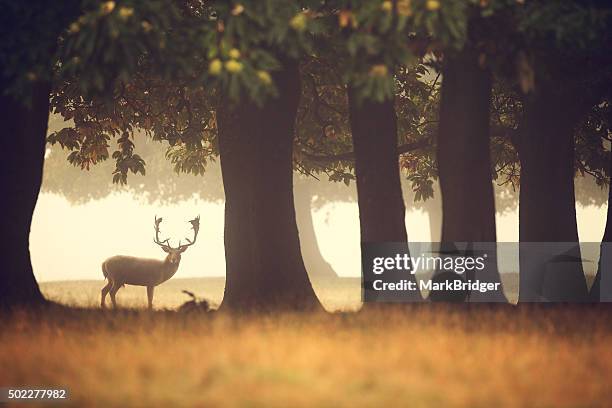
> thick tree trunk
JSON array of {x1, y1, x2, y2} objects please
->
[
  {"x1": 516, "y1": 88, "x2": 588, "y2": 302},
  {"x1": 348, "y1": 90, "x2": 407, "y2": 243},
  {"x1": 438, "y1": 51, "x2": 496, "y2": 242},
  {"x1": 348, "y1": 88, "x2": 421, "y2": 301},
  {"x1": 0, "y1": 81, "x2": 50, "y2": 308},
  {"x1": 294, "y1": 184, "x2": 338, "y2": 280},
  {"x1": 434, "y1": 49, "x2": 507, "y2": 302},
  {"x1": 217, "y1": 59, "x2": 322, "y2": 311}
]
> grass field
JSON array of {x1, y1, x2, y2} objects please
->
[
  {"x1": 38, "y1": 277, "x2": 363, "y2": 312},
  {"x1": 1, "y1": 278, "x2": 611, "y2": 407},
  {"x1": 37, "y1": 273, "x2": 522, "y2": 311}
]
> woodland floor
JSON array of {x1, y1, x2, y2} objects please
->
[{"x1": 0, "y1": 279, "x2": 610, "y2": 407}]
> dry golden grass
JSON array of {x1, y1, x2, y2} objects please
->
[
  {"x1": 1, "y1": 281, "x2": 611, "y2": 407},
  {"x1": 38, "y1": 274, "x2": 519, "y2": 311}
]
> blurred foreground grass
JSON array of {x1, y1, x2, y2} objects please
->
[{"x1": 1, "y1": 279, "x2": 610, "y2": 407}]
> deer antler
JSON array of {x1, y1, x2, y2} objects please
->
[
  {"x1": 153, "y1": 216, "x2": 171, "y2": 249},
  {"x1": 178, "y1": 216, "x2": 200, "y2": 252}
]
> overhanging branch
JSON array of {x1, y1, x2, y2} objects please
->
[{"x1": 300, "y1": 139, "x2": 431, "y2": 165}]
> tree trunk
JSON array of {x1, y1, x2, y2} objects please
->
[
  {"x1": 294, "y1": 183, "x2": 338, "y2": 280},
  {"x1": 516, "y1": 87, "x2": 589, "y2": 302},
  {"x1": 348, "y1": 88, "x2": 421, "y2": 301},
  {"x1": 348, "y1": 90, "x2": 407, "y2": 243},
  {"x1": 217, "y1": 58, "x2": 322, "y2": 311},
  {"x1": 434, "y1": 48, "x2": 507, "y2": 302},
  {"x1": 421, "y1": 186, "x2": 442, "y2": 243},
  {"x1": 0, "y1": 81, "x2": 50, "y2": 308},
  {"x1": 438, "y1": 51, "x2": 495, "y2": 242}
]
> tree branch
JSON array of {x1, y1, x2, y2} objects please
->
[{"x1": 300, "y1": 139, "x2": 430, "y2": 165}]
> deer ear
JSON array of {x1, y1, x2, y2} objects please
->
[{"x1": 162, "y1": 247, "x2": 170, "y2": 253}]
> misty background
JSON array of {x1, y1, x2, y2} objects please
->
[{"x1": 31, "y1": 117, "x2": 608, "y2": 282}]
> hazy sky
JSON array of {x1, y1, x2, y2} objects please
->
[{"x1": 31, "y1": 190, "x2": 607, "y2": 281}]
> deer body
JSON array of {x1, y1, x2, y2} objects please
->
[
  {"x1": 101, "y1": 216, "x2": 199, "y2": 310},
  {"x1": 103, "y1": 255, "x2": 180, "y2": 286}
]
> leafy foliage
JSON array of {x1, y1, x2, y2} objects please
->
[
  {"x1": 0, "y1": 0, "x2": 78, "y2": 99},
  {"x1": 3, "y1": 0, "x2": 610, "y2": 205}
]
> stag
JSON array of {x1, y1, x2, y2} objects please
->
[{"x1": 101, "y1": 216, "x2": 200, "y2": 309}]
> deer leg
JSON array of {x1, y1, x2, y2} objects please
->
[
  {"x1": 109, "y1": 282, "x2": 121, "y2": 308},
  {"x1": 101, "y1": 281, "x2": 112, "y2": 308},
  {"x1": 146, "y1": 286, "x2": 155, "y2": 310}
]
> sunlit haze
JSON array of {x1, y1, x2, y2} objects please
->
[{"x1": 31, "y1": 188, "x2": 607, "y2": 281}]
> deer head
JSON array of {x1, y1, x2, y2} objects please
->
[{"x1": 154, "y1": 215, "x2": 200, "y2": 265}]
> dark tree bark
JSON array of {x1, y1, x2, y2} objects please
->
[
  {"x1": 348, "y1": 90, "x2": 407, "y2": 243},
  {"x1": 434, "y1": 48, "x2": 507, "y2": 302},
  {"x1": 216, "y1": 58, "x2": 322, "y2": 311},
  {"x1": 294, "y1": 184, "x2": 338, "y2": 280},
  {"x1": 0, "y1": 81, "x2": 50, "y2": 308},
  {"x1": 347, "y1": 88, "x2": 421, "y2": 301},
  {"x1": 515, "y1": 86, "x2": 589, "y2": 302},
  {"x1": 438, "y1": 51, "x2": 496, "y2": 243}
]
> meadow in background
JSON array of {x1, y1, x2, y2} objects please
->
[{"x1": 39, "y1": 274, "x2": 519, "y2": 311}]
